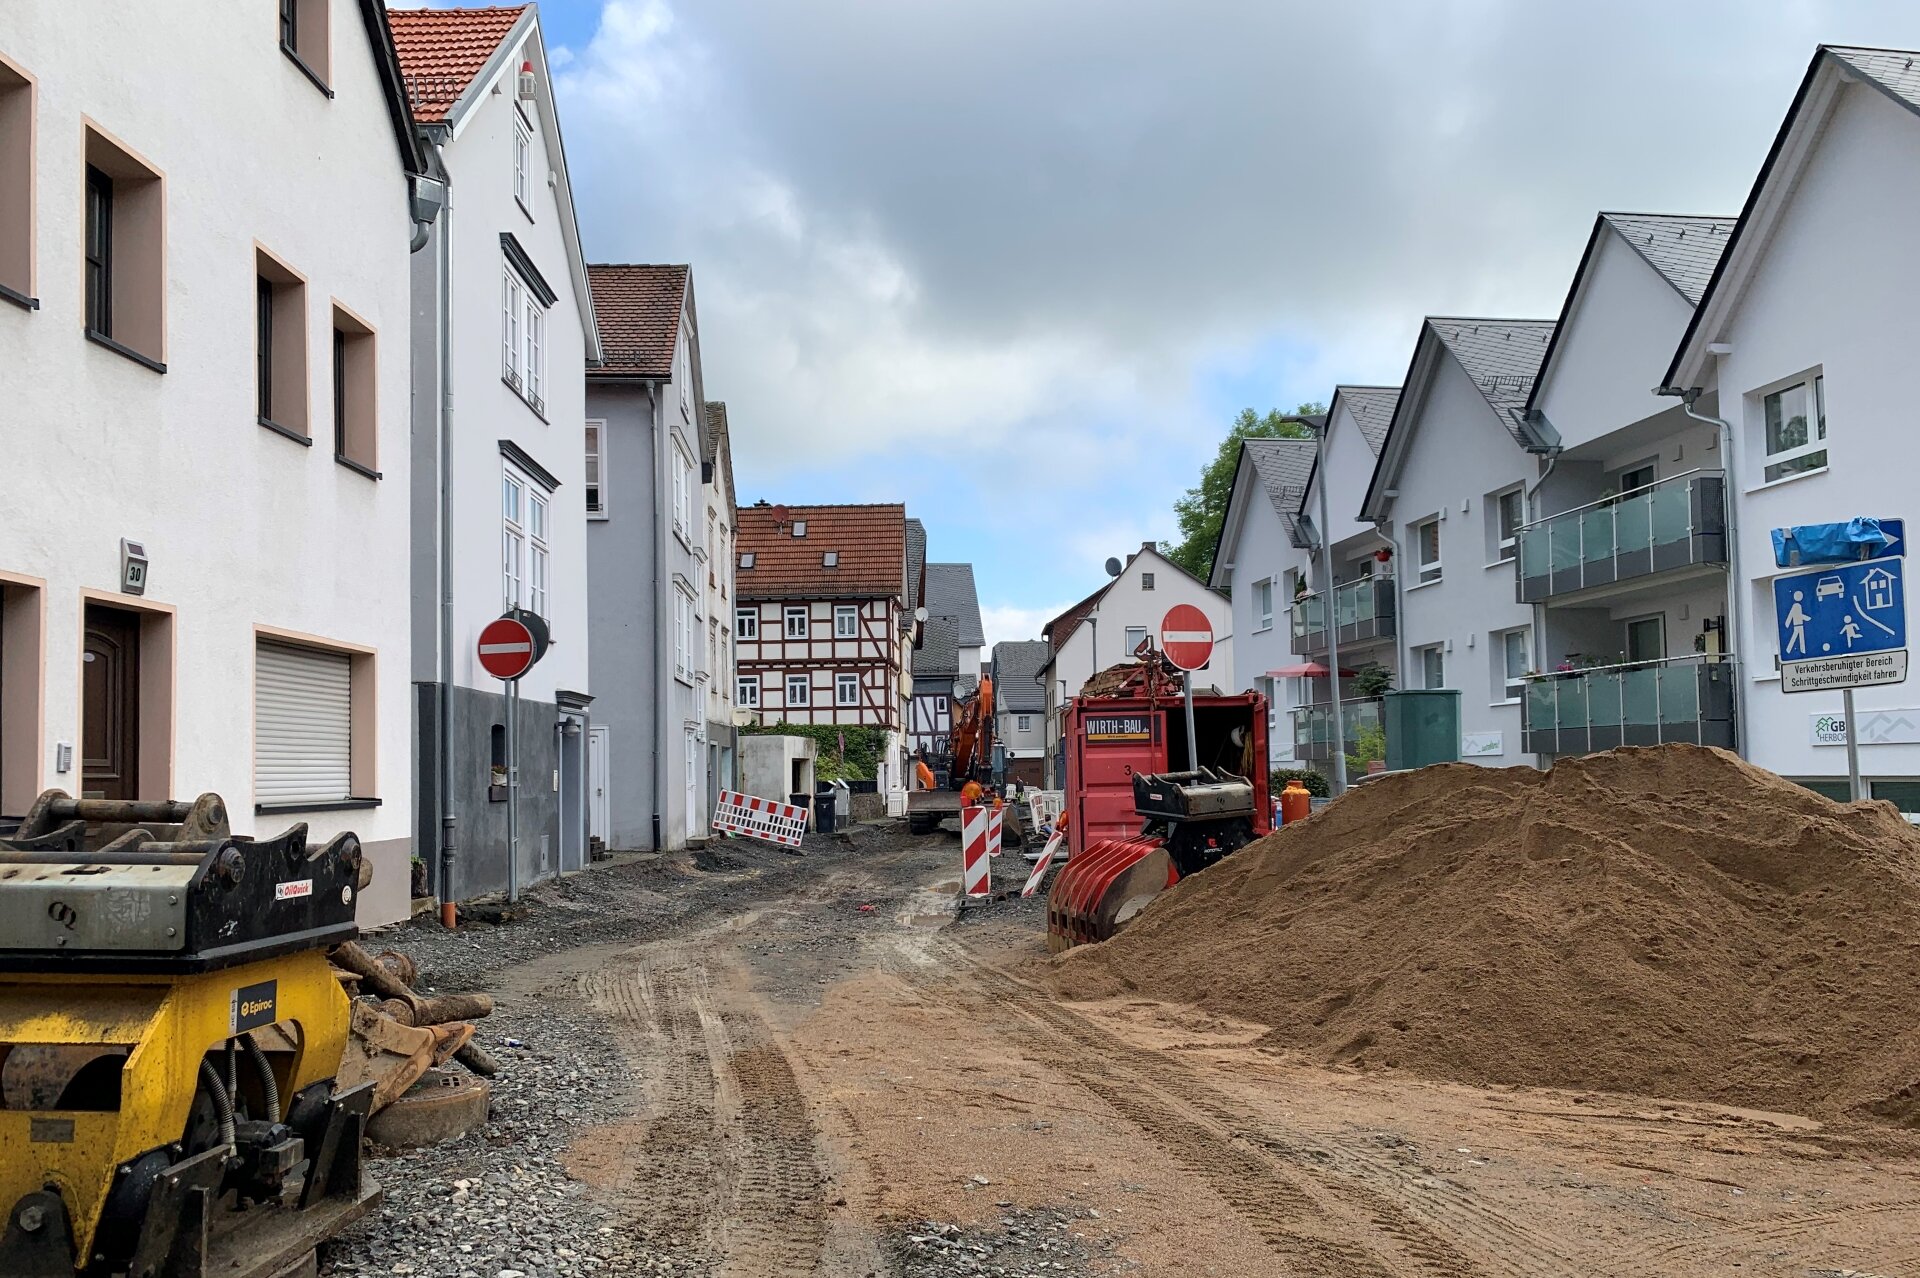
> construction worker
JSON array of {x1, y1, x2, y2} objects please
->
[
  {"x1": 914, "y1": 754, "x2": 936, "y2": 792},
  {"x1": 960, "y1": 776, "x2": 985, "y2": 806}
]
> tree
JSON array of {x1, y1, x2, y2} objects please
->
[{"x1": 1162, "y1": 404, "x2": 1324, "y2": 581}]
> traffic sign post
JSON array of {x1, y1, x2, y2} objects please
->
[
  {"x1": 476, "y1": 613, "x2": 548, "y2": 901},
  {"x1": 1160, "y1": 605, "x2": 1215, "y2": 774},
  {"x1": 1772, "y1": 541, "x2": 1908, "y2": 802}
]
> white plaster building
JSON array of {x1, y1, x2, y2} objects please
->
[
  {"x1": 0, "y1": 0, "x2": 426, "y2": 924},
  {"x1": 1664, "y1": 44, "x2": 1920, "y2": 805},
  {"x1": 1039, "y1": 544, "x2": 1232, "y2": 786},
  {"x1": 702, "y1": 402, "x2": 741, "y2": 810},
  {"x1": 395, "y1": 4, "x2": 600, "y2": 899},
  {"x1": 989, "y1": 640, "x2": 1050, "y2": 787}
]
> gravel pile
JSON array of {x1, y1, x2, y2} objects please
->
[{"x1": 884, "y1": 1206, "x2": 1114, "y2": 1277}]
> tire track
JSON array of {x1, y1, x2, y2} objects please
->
[
  {"x1": 715, "y1": 1014, "x2": 830, "y2": 1278},
  {"x1": 1607, "y1": 1195, "x2": 1920, "y2": 1276}
]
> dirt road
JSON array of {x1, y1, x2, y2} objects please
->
[{"x1": 323, "y1": 822, "x2": 1920, "y2": 1277}]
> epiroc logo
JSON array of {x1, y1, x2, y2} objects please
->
[{"x1": 229, "y1": 979, "x2": 279, "y2": 1033}]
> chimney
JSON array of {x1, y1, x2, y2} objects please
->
[{"x1": 1141, "y1": 541, "x2": 1154, "y2": 553}]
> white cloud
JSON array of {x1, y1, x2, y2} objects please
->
[{"x1": 981, "y1": 603, "x2": 1070, "y2": 652}]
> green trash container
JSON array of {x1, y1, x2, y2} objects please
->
[{"x1": 1384, "y1": 689, "x2": 1461, "y2": 772}]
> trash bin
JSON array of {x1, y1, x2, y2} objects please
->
[
  {"x1": 813, "y1": 789, "x2": 838, "y2": 834},
  {"x1": 790, "y1": 792, "x2": 815, "y2": 832}
]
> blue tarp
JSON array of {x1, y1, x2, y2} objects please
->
[{"x1": 1771, "y1": 518, "x2": 1893, "y2": 567}]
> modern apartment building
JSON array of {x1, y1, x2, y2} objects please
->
[
  {"x1": 396, "y1": 4, "x2": 601, "y2": 897},
  {"x1": 0, "y1": 1, "x2": 426, "y2": 923}
]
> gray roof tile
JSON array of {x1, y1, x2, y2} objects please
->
[
  {"x1": 1243, "y1": 437, "x2": 1316, "y2": 547},
  {"x1": 913, "y1": 614, "x2": 960, "y2": 678},
  {"x1": 991, "y1": 640, "x2": 1050, "y2": 712},
  {"x1": 1601, "y1": 213, "x2": 1737, "y2": 306},
  {"x1": 925, "y1": 563, "x2": 985, "y2": 647},
  {"x1": 1336, "y1": 385, "x2": 1400, "y2": 456},
  {"x1": 905, "y1": 519, "x2": 927, "y2": 606},
  {"x1": 1429, "y1": 318, "x2": 1556, "y2": 447},
  {"x1": 1828, "y1": 45, "x2": 1920, "y2": 115}
]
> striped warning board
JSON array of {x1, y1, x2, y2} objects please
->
[
  {"x1": 713, "y1": 790, "x2": 808, "y2": 848},
  {"x1": 1021, "y1": 830, "x2": 1065, "y2": 898},
  {"x1": 961, "y1": 804, "x2": 993, "y2": 898},
  {"x1": 986, "y1": 806, "x2": 1004, "y2": 857}
]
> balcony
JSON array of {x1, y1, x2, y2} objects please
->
[
  {"x1": 1291, "y1": 696, "x2": 1384, "y2": 763},
  {"x1": 1516, "y1": 471, "x2": 1726, "y2": 604},
  {"x1": 1290, "y1": 575, "x2": 1396, "y2": 655},
  {"x1": 1521, "y1": 654, "x2": 1735, "y2": 757}
]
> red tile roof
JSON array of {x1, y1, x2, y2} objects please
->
[
  {"x1": 1042, "y1": 585, "x2": 1108, "y2": 653},
  {"x1": 586, "y1": 264, "x2": 688, "y2": 378},
  {"x1": 737, "y1": 504, "x2": 907, "y2": 600},
  {"x1": 389, "y1": 5, "x2": 529, "y2": 125}
]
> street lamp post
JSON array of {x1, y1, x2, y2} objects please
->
[{"x1": 1279, "y1": 413, "x2": 1348, "y2": 795}]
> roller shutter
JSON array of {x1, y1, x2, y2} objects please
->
[{"x1": 255, "y1": 641, "x2": 352, "y2": 805}]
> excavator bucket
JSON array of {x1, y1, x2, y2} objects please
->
[{"x1": 1045, "y1": 836, "x2": 1178, "y2": 953}]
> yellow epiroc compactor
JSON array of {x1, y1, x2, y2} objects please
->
[{"x1": 0, "y1": 791, "x2": 377, "y2": 1278}]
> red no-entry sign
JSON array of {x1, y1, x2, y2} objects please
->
[
  {"x1": 1160, "y1": 604, "x2": 1214, "y2": 671},
  {"x1": 477, "y1": 615, "x2": 538, "y2": 680}
]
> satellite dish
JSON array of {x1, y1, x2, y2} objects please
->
[
  {"x1": 771, "y1": 504, "x2": 791, "y2": 525},
  {"x1": 914, "y1": 606, "x2": 929, "y2": 622},
  {"x1": 1103, "y1": 557, "x2": 1124, "y2": 577}
]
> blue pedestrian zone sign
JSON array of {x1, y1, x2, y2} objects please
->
[{"x1": 1772, "y1": 556, "x2": 1908, "y2": 693}]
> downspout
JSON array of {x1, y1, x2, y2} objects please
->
[
  {"x1": 1661, "y1": 385, "x2": 1749, "y2": 755},
  {"x1": 652, "y1": 382, "x2": 668, "y2": 852},
  {"x1": 1369, "y1": 517, "x2": 1404, "y2": 687},
  {"x1": 1524, "y1": 446, "x2": 1562, "y2": 678}
]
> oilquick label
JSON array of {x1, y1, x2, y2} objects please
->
[
  {"x1": 275, "y1": 878, "x2": 314, "y2": 901},
  {"x1": 230, "y1": 979, "x2": 278, "y2": 1034},
  {"x1": 30, "y1": 1118, "x2": 74, "y2": 1144}
]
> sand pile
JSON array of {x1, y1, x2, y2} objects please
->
[{"x1": 1052, "y1": 745, "x2": 1920, "y2": 1124}]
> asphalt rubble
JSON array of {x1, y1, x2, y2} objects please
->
[{"x1": 884, "y1": 1204, "x2": 1115, "y2": 1277}]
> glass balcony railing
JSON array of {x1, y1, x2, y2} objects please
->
[
  {"x1": 1521, "y1": 654, "x2": 1735, "y2": 756},
  {"x1": 1516, "y1": 471, "x2": 1726, "y2": 603},
  {"x1": 1290, "y1": 575, "x2": 1396, "y2": 654},
  {"x1": 1290, "y1": 696, "x2": 1385, "y2": 762}
]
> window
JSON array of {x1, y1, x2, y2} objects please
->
[
  {"x1": 502, "y1": 269, "x2": 523, "y2": 388},
  {"x1": 1016, "y1": 715, "x2": 1031, "y2": 732},
  {"x1": 677, "y1": 341, "x2": 691, "y2": 415},
  {"x1": 1495, "y1": 628, "x2": 1529, "y2": 701},
  {"x1": 502, "y1": 262, "x2": 547, "y2": 412},
  {"x1": 1141, "y1": 572, "x2": 1156, "y2": 591},
  {"x1": 786, "y1": 674, "x2": 810, "y2": 706},
  {"x1": 500, "y1": 466, "x2": 551, "y2": 618},
  {"x1": 254, "y1": 249, "x2": 308, "y2": 438},
  {"x1": 1760, "y1": 375, "x2": 1827, "y2": 483},
  {"x1": 584, "y1": 422, "x2": 606, "y2": 516},
  {"x1": 737, "y1": 674, "x2": 761, "y2": 707},
  {"x1": 836, "y1": 673, "x2": 860, "y2": 706},
  {"x1": 512, "y1": 110, "x2": 532, "y2": 212},
  {"x1": 792, "y1": 520, "x2": 807, "y2": 538},
  {"x1": 673, "y1": 588, "x2": 693, "y2": 682},
  {"x1": 709, "y1": 618, "x2": 718, "y2": 686},
  {"x1": 1254, "y1": 578, "x2": 1274, "y2": 631},
  {"x1": 82, "y1": 130, "x2": 164, "y2": 368},
  {"x1": 739, "y1": 552, "x2": 755, "y2": 569},
  {"x1": 1419, "y1": 644, "x2": 1445, "y2": 690},
  {"x1": 1412, "y1": 518, "x2": 1441, "y2": 584},
  {"x1": 279, "y1": 0, "x2": 331, "y2": 88},
  {"x1": 524, "y1": 298, "x2": 544, "y2": 408},
  {"x1": 1625, "y1": 615, "x2": 1664, "y2": 664},
  {"x1": 1, "y1": 58, "x2": 35, "y2": 305},
  {"x1": 835, "y1": 605, "x2": 859, "y2": 638},
  {"x1": 332, "y1": 304, "x2": 376, "y2": 474},
  {"x1": 1494, "y1": 488, "x2": 1524, "y2": 562},
  {"x1": 255, "y1": 637, "x2": 368, "y2": 807},
  {"x1": 823, "y1": 551, "x2": 839, "y2": 568},
  {"x1": 935, "y1": 696, "x2": 948, "y2": 714},
  {"x1": 785, "y1": 606, "x2": 809, "y2": 639},
  {"x1": 672, "y1": 439, "x2": 693, "y2": 538},
  {"x1": 736, "y1": 606, "x2": 757, "y2": 639},
  {"x1": 1614, "y1": 461, "x2": 1656, "y2": 495},
  {"x1": 1124, "y1": 626, "x2": 1148, "y2": 657}
]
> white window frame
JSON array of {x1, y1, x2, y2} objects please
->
[
  {"x1": 1757, "y1": 372, "x2": 1827, "y2": 484},
  {"x1": 1413, "y1": 517, "x2": 1442, "y2": 584},
  {"x1": 524, "y1": 294, "x2": 544, "y2": 409},
  {"x1": 584, "y1": 420, "x2": 606, "y2": 517},
  {"x1": 834, "y1": 604, "x2": 859, "y2": 638},
  {"x1": 736, "y1": 606, "x2": 758, "y2": 640},
  {"x1": 501, "y1": 268, "x2": 523, "y2": 390},
  {"x1": 784, "y1": 605, "x2": 809, "y2": 639},
  {"x1": 527, "y1": 488, "x2": 550, "y2": 620},
  {"x1": 1141, "y1": 572, "x2": 1155, "y2": 591},
  {"x1": 1495, "y1": 627, "x2": 1529, "y2": 702},
  {"x1": 672, "y1": 436, "x2": 693, "y2": 539},
  {"x1": 512, "y1": 109, "x2": 532, "y2": 212},
  {"x1": 1124, "y1": 626, "x2": 1148, "y2": 656},
  {"x1": 836, "y1": 672, "x2": 860, "y2": 706},
  {"x1": 677, "y1": 340, "x2": 691, "y2": 416},
  {"x1": 786, "y1": 673, "x2": 810, "y2": 707},
  {"x1": 1494, "y1": 488, "x2": 1524, "y2": 562},
  {"x1": 1254, "y1": 578, "x2": 1274, "y2": 632},
  {"x1": 1016, "y1": 714, "x2": 1031, "y2": 732},
  {"x1": 503, "y1": 260, "x2": 545, "y2": 413},
  {"x1": 737, "y1": 674, "x2": 761, "y2": 707},
  {"x1": 673, "y1": 586, "x2": 694, "y2": 684},
  {"x1": 1419, "y1": 644, "x2": 1445, "y2": 690},
  {"x1": 501, "y1": 470, "x2": 525, "y2": 610}
]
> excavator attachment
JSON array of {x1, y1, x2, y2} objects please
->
[{"x1": 1044, "y1": 837, "x2": 1176, "y2": 953}]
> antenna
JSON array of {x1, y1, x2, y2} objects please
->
[
  {"x1": 1103, "y1": 557, "x2": 1123, "y2": 577},
  {"x1": 770, "y1": 504, "x2": 791, "y2": 526}
]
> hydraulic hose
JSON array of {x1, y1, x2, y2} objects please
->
[
  {"x1": 241, "y1": 1034, "x2": 281, "y2": 1123},
  {"x1": 197, "y1": 1059, "x2": 236, "y2": 1152}
]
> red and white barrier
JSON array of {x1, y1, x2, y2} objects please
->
[
  {"x1": 712, "y1": 790, "x2": 808, "y2": 848},
  {"x1": 1021, "y1": 830, "x2": 1064, "y2": 898},
  {"x1": 960, "y1": 804, "x2": 993, "y2": 898},
  {"x1": 986, "y1": 806, "x2": 1004, "y2": 857}
]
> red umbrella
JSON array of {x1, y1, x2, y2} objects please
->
[{"x1": 1268, "y1": 662, "x2": 1357, "y2": 678}]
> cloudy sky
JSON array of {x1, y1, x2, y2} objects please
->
[{"x1": 511, "y1": 0, "x2": 1920, "y2": 648}]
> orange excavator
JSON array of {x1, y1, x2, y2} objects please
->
[{"x1": 906, "y1": 676, "x2": 997, "y2": 835}]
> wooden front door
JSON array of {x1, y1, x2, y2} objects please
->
[{"x1": 83, "y1": 604, "x2": 140, "y2": 800}]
